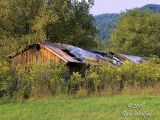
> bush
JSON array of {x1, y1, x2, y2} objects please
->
[
  {"x1": 1, "y1": 58, "x2": 160, "y2": 101},
  {"x1": 121, "y1": 61, "x2": 160, "y2": 87},
  {"x1": 0, "y1": 61, "x2": 12, "y2": 97},
  {"x1": 85, "y1": 65, "x2": 125, "y2": 93},
  {"x1": 14, "y1": 61, "x2": 69, "y2": 99},
  {"x1": 48, "y1": 63, "x2": 69, "y2": 95},
  {"x1": 76, "y1": 88, "x2": 88, "y2": 98},
  {"x1": 84, "y1": 60, "x2": 160, "y2": 94},
  {"x1": 68, "y1": 72, "x2": 85, "y2": 94}
]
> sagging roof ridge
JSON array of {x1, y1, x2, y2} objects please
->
[{"x1": 7, "y1": 41, "x2": 149, "y2": 65}]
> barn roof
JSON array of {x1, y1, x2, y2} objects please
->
[
  {"x1": 118, "y1": 54, "x2": 148, "y2": 63},
  {"x1": 42, "y1": 41, "x2": 112, "y2": 65},
  {"x1": 8, "y1": 41, "x2": 112, "y2": 65},
  {"x1": 41, "y1": 42, "x2": 79, "y2": 63},
  {"x1": 8, "y1": 41, "x2": 149, "y2": 65}
]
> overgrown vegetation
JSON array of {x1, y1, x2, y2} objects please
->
[
  {"x1": 0, "y1": 61, "x2": 12, "y2": 98},
  {"x1": 1, "y1": 59, "x2": 160, "y2": 102},
  {"x1": 11, "y1": 62, "x2": 70, "y2": 100}
]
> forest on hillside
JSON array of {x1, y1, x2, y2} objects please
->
[{"x1": 94, "y1": 4, "x2": 160, "y2": 41}]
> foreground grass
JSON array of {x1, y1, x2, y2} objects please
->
[{"x1": 0, "y1": 95, "x2": 160, "y2": 120}]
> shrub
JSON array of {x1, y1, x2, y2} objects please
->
[
  {"x1": 69, "y1": 72, "x2": 85, "y2": 94},
  {"x1": 14, "y1": 65, "x2": 32, "y2": 100},
  {"x1": 0, "y1": 61, "x2": 12, "y2": 97},
  {"x1": 14, "y1": 61, "x2": 69, "y2": 99},
  {"x1": 48, "y1": 63, "x2": 69, "y2": 95},
  {"x1": 84, "y1": 60, "x2": 160, "y2": 94},
  {"x1": 121, "y1": 61, "x2": 160, "y2": 87},
  {"x1": 85, "y1": 65, "x2": 125, "y2": 94},
  {"x1": 76, "y1": 88, "x2": 88, "y2": 98},
  {"x1": 1, "y1": 57, "x2": 160, "y2": 101}
]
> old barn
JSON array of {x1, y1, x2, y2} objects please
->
[
  {"x1": 8, "y1": 41, "x2": 148, "y2": 72},
  {"x1": 8, "y1": 41, "x2": 111, "y2": 72}
]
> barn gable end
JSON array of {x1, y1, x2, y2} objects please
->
[{"x1": 10, "y1": 44, "x2": 68, "y2": 69}]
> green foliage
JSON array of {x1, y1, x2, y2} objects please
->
[
  {"x1": 84, "y1": 61, "x2": 160, "y2": 94},
  {"x1": 48, "y1": 63, "x2": 69, "y2": 95},
  {"x1": 0, "y1": 0, "x2": 57, "y2": 60},
  {"x1": 1, "y1": 59, "x2": 160, "y2": 101},
  {"x1": 0, "y1": 61, "x2": 12, "y2": 97},
  {"x1": 111, "y1": 9, "x2": 160, "y2": 56},
  {"x1": 14, "y1": 62, "x2": 69, "y2": 99},
  {"x1": 69, "y1": 72, "x2": 85, "y2": 94},
  {"x1": 46, "y1": 0, "x2": 97, "y2": 49},
  {"x1": 85, "y1": 65, "x2": 124, "y2": 93},
  {"x1": 149, "y1": 56, "x2": 160, "y2": 64},
  {"x1": 27, "y1": 62, "x2": 54, "y2": 97},
  {"x1": 85, "y1": 68, "x2": 100, "y2": 93},
  {"x1": 95, "y1": 40, "x2": 113, "y2": 51},
  {"x1": 120, "y1": 61, "x2": 160, "y2": 87}
]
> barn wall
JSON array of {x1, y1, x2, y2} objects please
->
[{"x1": 11, "y1": 45, "x2": 65, "y2": 69}]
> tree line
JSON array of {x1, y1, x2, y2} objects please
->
[{"x1": 111, "y1": 9, "x2": 160, "y2": 56}]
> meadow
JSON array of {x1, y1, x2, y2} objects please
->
[{"x1": 0, "y1": 95, "x2": 160, "y2": 120}]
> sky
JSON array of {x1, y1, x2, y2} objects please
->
[{"x1": 90, "y1": 0, "x2": 160, "y2": 15}]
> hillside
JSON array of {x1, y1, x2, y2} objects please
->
[
  {"x1": 94, "y1": 4, "x2": 160, "y2": 41},
  {"x1": 94, "y1": 14, "x2": 119, "y2": 40},
  {"x1": 141, "y1": 4, "x2": 160, "y2": 12}
]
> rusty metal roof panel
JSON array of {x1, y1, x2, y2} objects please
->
[
  {"x1": 7, "y1": 41, "x2": 115, "y2": 65},
  {"x1": 41, "y1": 42, "x2": 112, "y2": 65},
  {"x1": 119, "y1": 54, "x2": 145, "y2": 63},
  {"x1": 41, "y1": 42, "x2": 80, "y2": 63},
  {"x1": 50, "y1": 43, "x2": 110, "y2": 64}
]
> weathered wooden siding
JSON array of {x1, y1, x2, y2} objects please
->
[
  {"x1": 11, "y1": 45, "x2": 65, "y2": 69},
  {"x1": 38, "y1": 47, "x2": 63, "y2": 63}
]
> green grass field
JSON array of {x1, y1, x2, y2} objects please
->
[{"x1": 0, "y1": 95, "x2": 160, "y2": 120}]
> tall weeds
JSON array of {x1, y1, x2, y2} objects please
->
[{"x1": 0, "y1": 59, "x2": 160, "y2": 101}]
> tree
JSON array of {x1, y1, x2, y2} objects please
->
[
  {"x1": 0, "y1": 0, "x2": 58, "y2": 59},
  {"x1": 110, "y1": 9, "x2": 160, "y2": 56},
  {"x1": 46, "y1": 0, "x2": 97, "y2": 49}
]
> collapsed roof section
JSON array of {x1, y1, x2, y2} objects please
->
[{"x1": 91, "y1": 51, "x2": 149, "y2": 65}]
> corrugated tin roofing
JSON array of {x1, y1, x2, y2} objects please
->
[
  {"x1": 8, "y1": 41, "x2": 148, "y2": 65},
  {"x1": 53, "y1": 43, "x2": 107, "y2": 62},
  {"x1": 41, "y1": 42, "x2": 79, "y2": 63},
  {"x1": 42, "y1": 41, "x2": 111, "y2": 65},
  {"x1": 119, "y1": 54, "x2": 145, "y2": 63}
]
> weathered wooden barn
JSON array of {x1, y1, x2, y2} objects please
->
[
  {"x1": 8, "y1": 41, "x2": 148, "y2": 72},
  {"x1": 8, "y1": 41, "x2": 111, "y2": 72}
]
